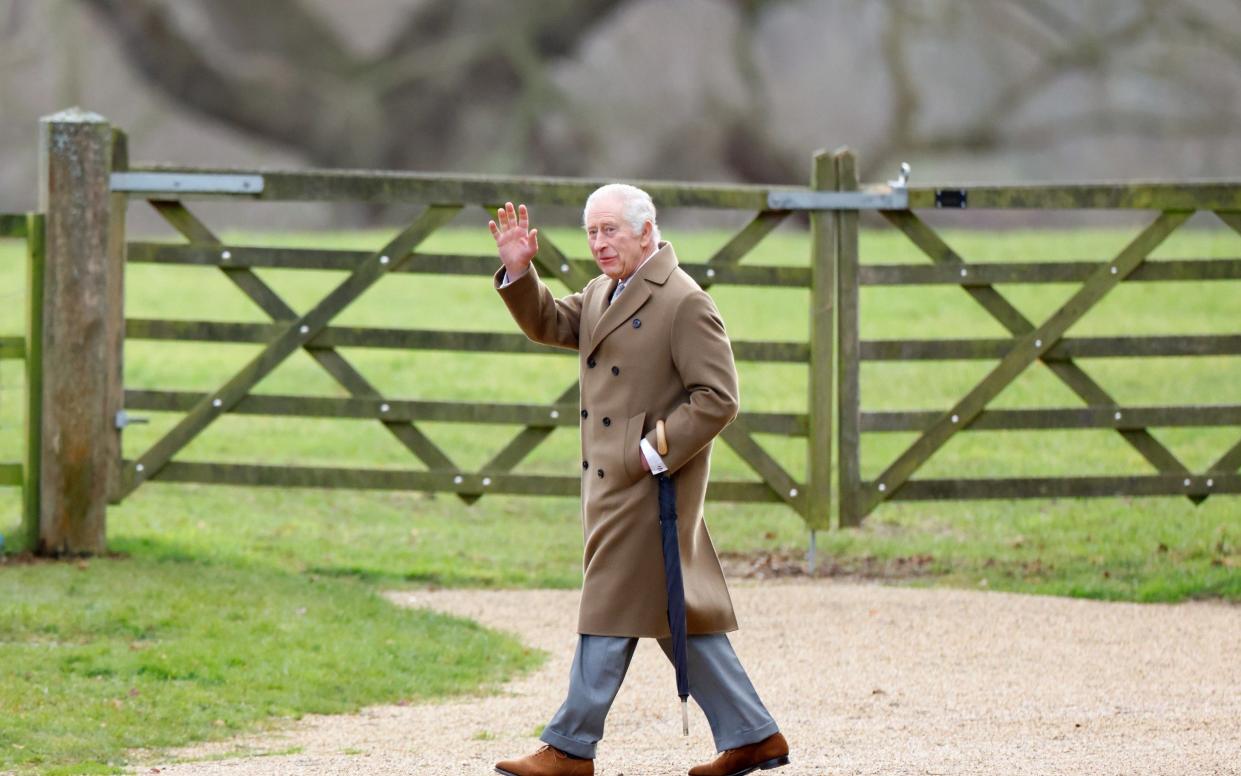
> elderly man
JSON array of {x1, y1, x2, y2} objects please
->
[{"x1": 487, "y1": 185, "x2": 789, "y2": 776}]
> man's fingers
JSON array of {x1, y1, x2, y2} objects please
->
[
  {"x1": 529, "y1": 228, "x2": 538, "y2": 255},
  {"x1": 517, "y1": 203, "x2": 529, "y2": 232},
  {"x1": 488, "y1": 220, "x2": 501, "y2": 239},
  {"x1": 496, "y1": 206, "x2": 509, "y2": 231},
  {"x1": 505, "y1": 201, "x2": 517, "y2": 226}
]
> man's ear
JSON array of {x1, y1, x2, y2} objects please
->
[{"x1": 641, "y1": 221, "x2": 653, "y2": 250}]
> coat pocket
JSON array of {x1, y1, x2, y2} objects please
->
[{"x1": 622, "y1": 410, "x2": 648, "y2": 484}]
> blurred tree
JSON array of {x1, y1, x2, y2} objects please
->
[
  {"x1": 856, "y1": 0, "x2": 1241, "y2": 181},
  {"x1": 78, "y1": 0, "x2": 1241, "y2": 188},
  {"x1": 81, "y1": 0, "x2": 627, "y2": 171}
]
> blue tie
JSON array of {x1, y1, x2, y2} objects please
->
[{"x1": 610, "y1": 279, "x2": 626, "y2": 305}]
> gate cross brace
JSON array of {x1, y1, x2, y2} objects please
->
[
  {"x1": 120, "y1": 202, "x2": 462, "y2": 497},
  {"x1": 139, "y1": 202, "x2": 469, "y2": 497},
  {"x1": 876, "y1": 209, "x2": 1209, "y2": 512},
  {"x1": 863, "y1": 209, "x2": 1193, "y2": 516}
]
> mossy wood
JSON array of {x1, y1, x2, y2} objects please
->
[{"x1": 118, "y1": 180, "x2": 811, "y2": 518}]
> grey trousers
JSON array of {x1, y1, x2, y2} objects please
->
[{"x1": 539, "y1": 634, "x2": 779, "y2": 759}]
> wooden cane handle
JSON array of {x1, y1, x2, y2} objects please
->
[{"x1": 656, "y1": 419, "x2": 668, "y2": 456}]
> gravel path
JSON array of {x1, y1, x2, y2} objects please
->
[{"x1": 132, "y1": 581, "x2": 1240, "y2": 775}]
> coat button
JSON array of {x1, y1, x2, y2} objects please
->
[
  {"x1": 587, "y1": 357, "x2": 597, "y2": 368},
  {"x1": 582, "y1": 460, "x2": 589, "y2": 470},
  {"x1": 602, "y1": 417, "x2": 611, "y2": 427},
  {"x1": 596, "y1": 468, "x2": 605, "y2": 478},
  {"x1": 632, "y1": 318, "x2": 641, "y2": 328},
  {"x1": 581, "y1": 409, "x2": 588, "y2": 419},
  {"x1": 611, "y1": 366, "x2": 620, "y2": 376}
]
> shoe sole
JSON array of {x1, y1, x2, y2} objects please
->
[{"x1": 726, "y1": 754, "x2": 791, "y2": 776}]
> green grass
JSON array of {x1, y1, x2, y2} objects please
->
[
  {"x1": 0, "y1": 217, "x2": 1239, "y2": 771},
  {"x1": 0, "y1": 551, "x2": 539, "y2": 774}
]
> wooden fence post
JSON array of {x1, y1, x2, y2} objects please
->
[
  {"x1": 806, "y1": 149, "x2": 837, "y2": 564},
  {"x1": 106, "y1": 129, "x2": 128, "y2": 504},
  {"x1": 23, "y1": 212, "x2": 45, "y2": 551},
  {"x1": 35, "y1": 108, "x2": 117, "y2": 555},
  {"x1": 835, "y1": 148, "x2": 863, "y2": 527}
]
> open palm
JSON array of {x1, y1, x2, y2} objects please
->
[{"x1": 489, "y1": 201, "x2": 539, "y2": 277}]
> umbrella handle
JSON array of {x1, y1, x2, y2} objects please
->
[{"x1": 656, "y1": 419, "x2": 668, "y2": 456}]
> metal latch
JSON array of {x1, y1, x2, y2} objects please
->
[
  {"x1": 935, "y1": 188, "x2": 968, "y2": 208},
  {"x1": 888, "y1": 162, "x2": 911, "y2": 189},
  {"x1": 115, "y1": 410, "x2": 149, "y2": 430}
]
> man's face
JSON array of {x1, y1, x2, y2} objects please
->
[{"x1": 584, "y1": 195, "x2": 652, "y2": 280}]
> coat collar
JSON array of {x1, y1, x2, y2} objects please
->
[{"x1": 585, "y1": 242, "x2": 677, "y2": 358}]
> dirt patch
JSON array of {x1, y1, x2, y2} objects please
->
[
  {"x1": 718, "y1": 549, "x2": 936, "y2": 580},
  {"x1": 0, "y1": 550, "x2": 129, "y2": 568}
]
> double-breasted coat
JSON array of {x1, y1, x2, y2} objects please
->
[{"x1": 494, "y1": 242, "x2": 740, "y2": 638}]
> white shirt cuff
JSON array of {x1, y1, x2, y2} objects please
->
[
  {"x1": 639, "y1": 437, "x2": 668, "y2": 475},
  {"x1": 499, "y1": 265, "x2": 530, "y2": 288}
]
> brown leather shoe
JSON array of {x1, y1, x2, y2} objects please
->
[
  {"x1": 688, "y1": 731, "x2": 790, "y2": 776},
  {"x1": 495, "y1": 745, "x2": 594, "y2": 776}
]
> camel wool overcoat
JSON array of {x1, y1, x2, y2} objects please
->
[{"x1": 494, "y1": 242, "x2": 740, "y2": 637}]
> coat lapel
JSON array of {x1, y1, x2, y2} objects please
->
[{"x1": 585, "y1": 243, "x2": 677, "y2": 358}]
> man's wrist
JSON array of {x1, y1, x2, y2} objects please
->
[{"x1": 500, "y1": 264, "x2": 531, "y2": 288}]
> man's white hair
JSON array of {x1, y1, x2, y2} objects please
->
[{"x1": 583, "y1": 183, "x2": 661, "y2": 245}]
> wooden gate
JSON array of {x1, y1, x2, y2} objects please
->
[
  {"x1": 110, "y1": 154, "x2": 830, "y2": 531},
  {"x1": 820, "y1": 149, "x2": 1241, "y2": 524}
]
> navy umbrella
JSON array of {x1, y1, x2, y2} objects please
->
[{"x1": 657, "y1": 470, "x2": 691, "y2": 735}]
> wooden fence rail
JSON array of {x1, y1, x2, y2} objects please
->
[{"x1": 109, "y1": 185, "x2": 823, "y2": 524}]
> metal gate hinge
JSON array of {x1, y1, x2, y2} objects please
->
[{"x1": 115, "y1": 410, "x2": 149, "y2": 429}]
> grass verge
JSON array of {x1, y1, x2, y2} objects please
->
[{"x1": 0, "y1": 547, "x2": 540, "y2": 774}]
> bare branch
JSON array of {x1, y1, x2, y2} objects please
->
[
  {"x1": 1163, "y1": 0, "x2": 1241, "y2": 68},
  {"x1": 3, "y1": 0, "x2": 26, "y2": 38},
  {"x1": 882, "y1": 1, "x2": 921, "y2": 148},
  {"x1": 197, "y1": 0, "x2": 357, "y2": 76},
  {"x1": 1014, "y1": 0, "x2": 1088, "y2": 41},
  {"x1": 986, "y1": 2, "x2": 1162, "y2": 122},
  {"x1": 975, "y1": 1, "x2": 1063, "y2": 56},
  {"x1": 376, "y1": 0, "x2": 625, "y2": 97},
  {"x1": 79, "y1": 0, "x2": 343, "y2": 161}
]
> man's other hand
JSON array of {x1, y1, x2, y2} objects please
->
[{"x1": 489, "y1": 201, "x2": 539, "y2": 278}]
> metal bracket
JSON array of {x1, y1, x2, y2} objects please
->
[
  {"x1": 115, "y1": 410, "x2": 149, "y2": 430},
  {"x1": 887, "y1": 162, "x2": 911, "y2": 189},
  {"x1": 935, "y1": 188, "x2": 968, "y2": 208},
  {"x1": 766, "y1": 189, "x2": 910, "y2": 211},
  {"x1": 110, "y1": 172, "x2": 265, "y2": 195}
]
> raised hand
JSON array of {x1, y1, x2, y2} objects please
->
[{"x1": 489, "y1": 201, "x2": 539, "y2": 278}]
